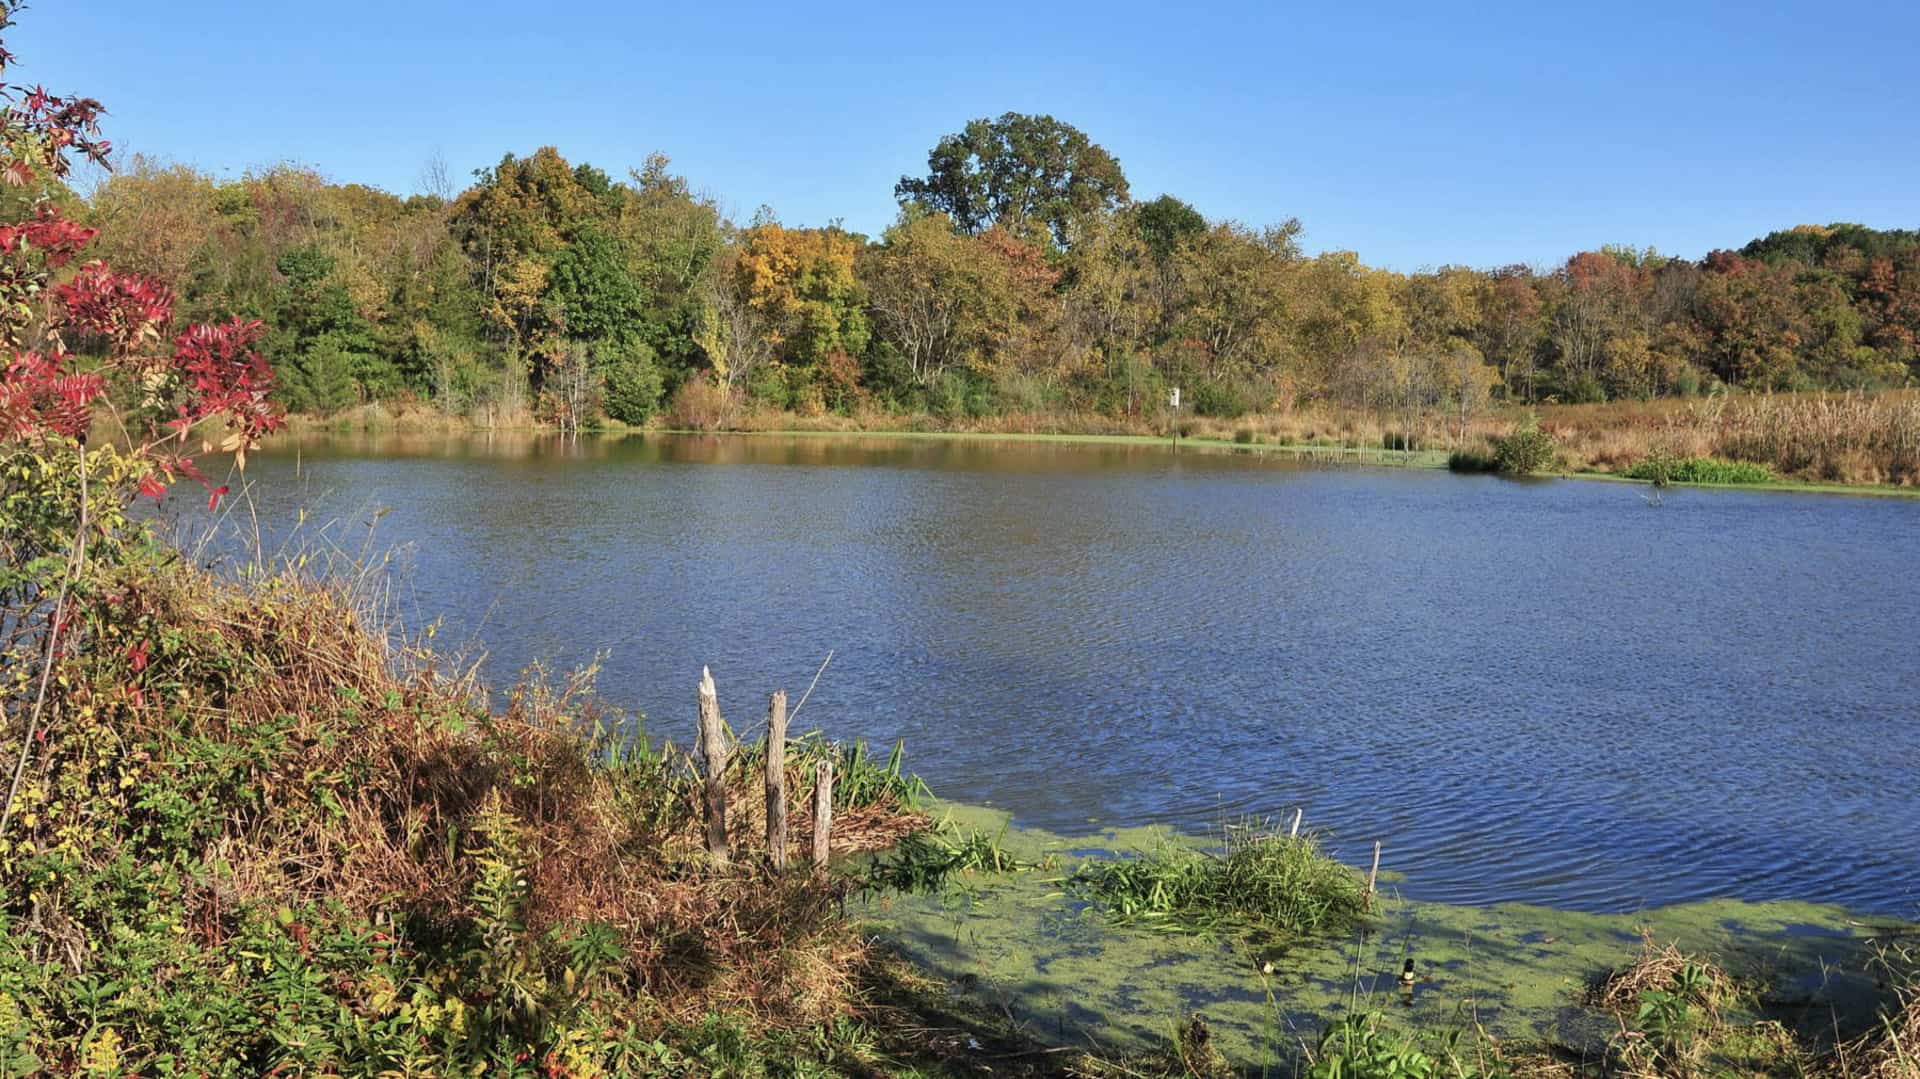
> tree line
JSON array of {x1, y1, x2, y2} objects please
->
[{"x1": 78, "y1": 112, "x2": 1920, "y2": 428}]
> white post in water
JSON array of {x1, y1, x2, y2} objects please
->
[
  {"x1": 1366, "y1": 841, "x2": 1382, "y2": 908},
  {"x1": 1169, "y1": 386, "x2": 1182, "y2": 441}
]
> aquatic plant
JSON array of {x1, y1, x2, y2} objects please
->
[
  {"x1": 1069, "y1": 822, "x2": 1368, "y2": 937},
  {"x1": 866, "y1": 818, "x2": 1035, "y2": 894},
  {"x1": 1306, "y1": 1013, "x2": 1514, "y2": 1079}
]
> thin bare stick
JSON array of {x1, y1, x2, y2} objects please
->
[
  {"x1": 785, "y1": 649, "x2": 834, "y2": 725},
  {"x1": 2, "y1": 442, "x2": 89, "y2": 840},
  {"x1": 1290, "y1": 808, "x2": 1303, "y2": 837},
  {"x1": 1366, "y1": 840, "x2": 1383, "y2": 908}
]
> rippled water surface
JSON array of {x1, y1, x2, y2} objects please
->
[{"x1": 195, "y1": 432, "x2": 1920, "y2": 914}]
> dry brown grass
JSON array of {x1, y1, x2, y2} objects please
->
[
  {"x1": 1538, "y1": 390, "x2": 1920, "y2": 485},
  {"x1": 1587, "y1": 935, "x2": 1740, "y2": 1015},
  {"x1": 1832, "y1": 987, "x2": 1920, "y2": 1079}
]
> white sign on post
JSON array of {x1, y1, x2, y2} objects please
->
[{"x1": 1169, "y1": 387, "x2": 1181, "y2": 409}]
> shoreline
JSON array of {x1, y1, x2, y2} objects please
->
[{"x1": 278, "y1": 414, "x2": 1920, "y2": 500}]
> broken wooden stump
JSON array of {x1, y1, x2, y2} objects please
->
[
  {"x1": 765, "y1": 689, "x2": 789, "y2": 870},
  {"x1": 811, "y1": 760, "x2": 833, "y2": 872},
  {"x1": 697, "y1": 666, "x2": 730, "y2": 865}
]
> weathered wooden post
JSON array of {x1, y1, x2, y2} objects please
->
[
  {"x1": 765, "y1": 690, "x2": 789, "y2": 870},
  {"x1": 696, "y1": 666, "x2": 730, "y2": 865},
  {"x1": 1365, "y1": 840, "x2": 1382, "y2": 908},
  {"x1": 811, "y1": 760, "x2": 834, "y2": 873},
  {"x1": 1289, "y1": 808, "x2": 1303, "y2": 837}
]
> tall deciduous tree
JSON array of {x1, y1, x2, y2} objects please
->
[{"x1": 895, "y1": 112, "x2": 1129, "y2": 248}]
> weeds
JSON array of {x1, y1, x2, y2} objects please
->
[
  {"x1": 1307, "y1": 1012, "x2": 1515, "y2": 1079},
  {"x1": 1069, "y1": 821, "x2": 1368, "y2": 938}
]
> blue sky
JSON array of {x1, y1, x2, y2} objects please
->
[{"x1": 14, "y1": 1, "x2": 1919, "y2": 270}]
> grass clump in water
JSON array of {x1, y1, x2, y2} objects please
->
[
  {"x1": 866, "y1": 818, "x2": 1036, "y2": 894},
  {"x1": 1068, "y1": 822, "x2": 1368, "y2": 937}
]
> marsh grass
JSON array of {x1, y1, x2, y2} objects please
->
[
  {"x1": 1069, "y1": 821, "x2": 1368, "y2": 938},
  {"x1": 1624, "y1": 454, "x2": 1772, "y2": 486}
]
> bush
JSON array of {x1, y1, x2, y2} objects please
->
[
  {"x1": 1491, "y1": 421, "x2": 1558, "y2": 474},
  {"x1": 994, "y1": 371, "x2": 1062, "y2": 413},
  {"x1": 599, "y1": 341, "x2": 664, "y2": 424},
  {"x1": 1191, "y1": 379, "x2": 1253, "y2": 419},
  {"x1": 746, "y1": 362, "x2": 791, "y2": 409},
  {"x1": 1075, "y1": 352, "x2": 1165, "y2": 416},
  {"x1": 664, "y1": 376, "x2": 734, "y2": 430},
  {"x1": 930, "y1": 369, "x2": 994, "y2": 420}
]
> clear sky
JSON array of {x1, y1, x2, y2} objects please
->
[{"x1": 13, "y1": 0, "x2": 1919, "y2": 270}]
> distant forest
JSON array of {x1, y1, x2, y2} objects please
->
[{"x1": 71, "y1": 113, "x2": 1920, "y2": 427}]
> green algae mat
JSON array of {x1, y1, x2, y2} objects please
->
[{"x1": 855, "y1": 805, "x2": 1911, "y2": 1067}]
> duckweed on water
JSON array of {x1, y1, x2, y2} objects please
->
[
  {"x1": 862, "y1": 805, "x2": 1917, "y2": 1071},
  {"x1": 1069, "y1": 821, "x2": 1369, "y2": 937}
]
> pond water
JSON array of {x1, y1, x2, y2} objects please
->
[{"x1": 186, "y1": 431, "x2": 1920, "y2": 917}]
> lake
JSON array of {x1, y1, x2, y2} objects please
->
[{"x1": 186, "y1": 431, "x2": 1920, "y2": 916}]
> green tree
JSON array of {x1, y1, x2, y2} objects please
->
[
  {"x1": 895, "y1": 112, "x2": 1130, "y2": 248},
  {"x1": 547, "y1": 225, "x2": 650, "y2": 346}
]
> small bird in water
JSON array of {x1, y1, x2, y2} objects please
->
[{"x1": 1399, "y1": 958, "x2": 1417, "y2": 987}]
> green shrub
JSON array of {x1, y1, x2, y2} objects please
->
[
  {"x1": 1233, "y1": 427, "x2": 1257, "y2": 444},
  {"x1": 1490, "y1": 421, "x2": 1557, "y2": 474},
  {"x1": 1382, "y1": 430, "x2": 1422, "y2": 452},
  {"x1": 599, "y1": 342, "x2": 664, "y2": 424},
  {"x1": 1190, "y1": 380, "x2": 1253, "y2": 419}
]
